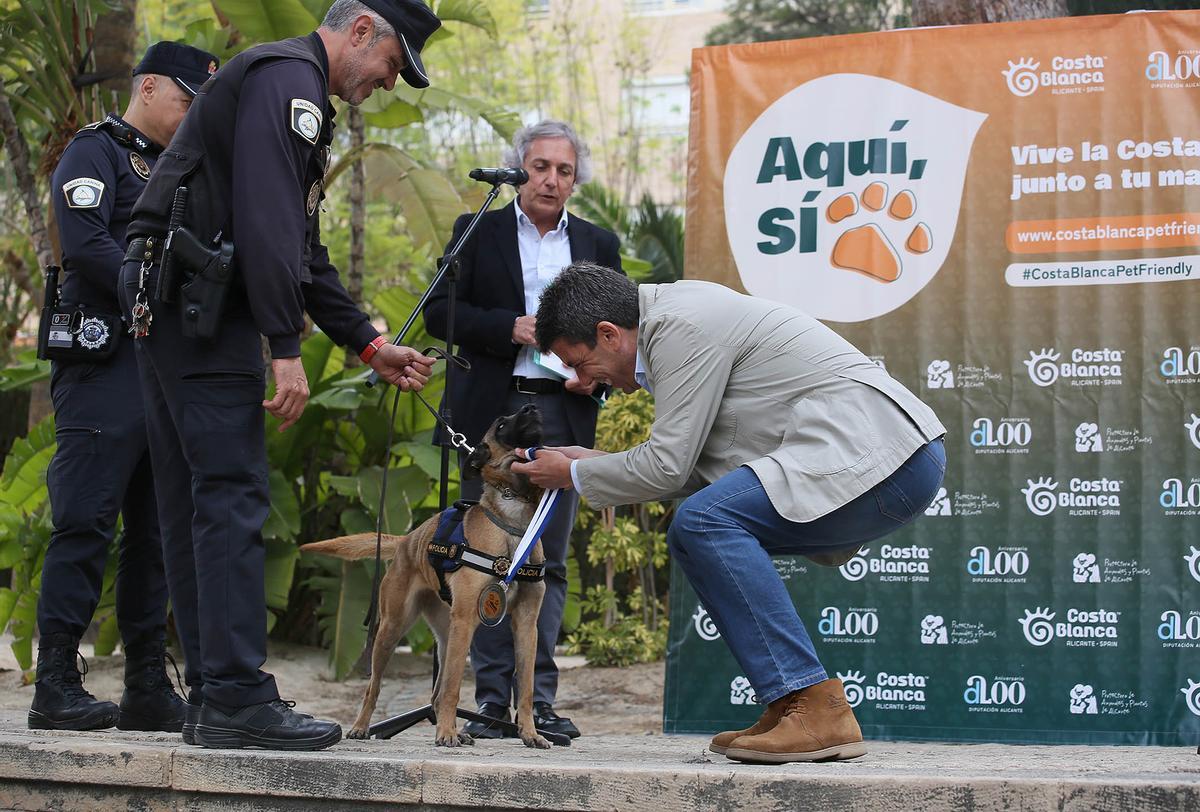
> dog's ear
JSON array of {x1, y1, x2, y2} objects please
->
[{"x1": 462, "y1": 442, "x2": 490, "y2": 481}]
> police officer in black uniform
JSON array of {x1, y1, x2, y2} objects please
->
[
  {"x1": 32, "y1": 43, "x2": 220, "y2": 733},
  {"x1": 121, "y1": 0, "x2": 440, "y2": 751}
]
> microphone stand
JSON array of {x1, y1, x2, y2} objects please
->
[{"x1": 363, "y1": 180, "x2": 570, "y2": 746}]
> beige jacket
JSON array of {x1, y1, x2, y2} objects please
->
[{"x1": 574, "y1": 281, "x2": 946, "y2": 522}]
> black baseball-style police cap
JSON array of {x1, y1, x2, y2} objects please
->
[
  {"x1": 133, "y1": 42, "x2": 220, "y2": 97},
  {"x1": 358, "y1": 0, "x2": 442, "y2": 89}
]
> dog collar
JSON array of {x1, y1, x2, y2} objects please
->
[{"x1": 481, "y1": 506, "x2": 526, "y2": 538}]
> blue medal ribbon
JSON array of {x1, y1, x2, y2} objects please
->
[{"x1": 505, "y1": 447, "x2": 561, "y2": 585}]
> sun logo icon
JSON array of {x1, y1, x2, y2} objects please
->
[{"x1": 1003, "y1": 58, "x2": 1041, "y2": 96}]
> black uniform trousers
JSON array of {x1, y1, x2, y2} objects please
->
[
  {"x1": 38, "y1": 338, "x2": 167, "y2": 647},
  {"x1": 118, "y1": 262, "x2": 277, "y2": 708},
  {"x1": 460, "y1": 389, "x2": 580, "y2": 708}
]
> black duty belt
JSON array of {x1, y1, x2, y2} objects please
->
[
  {"x1": 125, "y1": 236, "x2": 165, "y2": 265},
  {"x1": 512, "y1": 376, "x2": 563, "y2": 395}
]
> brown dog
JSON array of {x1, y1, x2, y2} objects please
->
[{"x1": 300, "y1": 405, "x2": 550, "y2": 748}]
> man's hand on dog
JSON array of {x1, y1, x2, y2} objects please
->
[
  {"x1": 265, "y1": 356, "x2": 310, "y2": 432},
  {"x1": 370, "y1": 345, "x2": 437, "y2": 391},
  {"x1": 512, "y1": 446, "x2": 608, "y2": 490}
]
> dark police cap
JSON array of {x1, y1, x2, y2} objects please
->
[
  {"x1": 357, "y1": 0, "x2": 441, "y2": 89},
  {"x1": 133, "y1": 42, "x2": 220, "y2": 97}
]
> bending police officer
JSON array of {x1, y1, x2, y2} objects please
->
[
  {"x1": 32, "y1": 43, "x2": 219, "y2": 733},
  {"x1": 121, "y1": 0, "x2": 440, "y2": 751}
]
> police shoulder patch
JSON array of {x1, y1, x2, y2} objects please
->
[
  {"x1": 290, "y1": 98, "x2": 322, "y2": 146},
  {"x1": 62, "y1": 177, "x2": 105, "y2": 209}
]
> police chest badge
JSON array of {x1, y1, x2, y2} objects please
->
[
  {"x1": 129, "y1": 152, "x2": 151, "y2": 181},
  {"x1": 306, "y1": 180, "x2": 321, "y2": 217},
  {"x1": 63, "y1": 178, "x2": 104, "y2": 209},
  {"x1": 478, "y1": 583, "x2": 508, "y2": 627},
  {"x1": 290, "y1": 98, "x2": 322, "y2": 146}
]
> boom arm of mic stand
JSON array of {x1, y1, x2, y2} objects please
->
[{"x1": 365, "y1": 182, "x2": 507, "y2": 388}]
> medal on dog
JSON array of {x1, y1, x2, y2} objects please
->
[{"x1": 478, "y1": 583, "x2": 507, "y2": 627}]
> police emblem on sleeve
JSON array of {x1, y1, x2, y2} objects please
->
[
  {"x1": 77, "y1": 317, "x2": 110, "y2": 350},
  {"x1": 129, "y1": 152, "x2": 151, "y2": 181},
  {"x1": 306, "y1": 180, "x2": 322, "y2": 217},
  {"x1": 62, "y1": 178, "x2": 105, "y2": 209},
  {"x1": 290, "y1": 98, "x2": 323, "y2": 145}
]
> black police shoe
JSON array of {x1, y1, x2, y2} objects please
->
[
  {"x1": 27, "y1": 633, "x2": 119, "y2": 731},
  {"x1": 116, "y1": 638, "x2": 187, "y2": 732},
  {"x1": 461, "y1": 702, "x2": 514, "y2": 739},
  {"x1": 182, "y1": 700, "x2": 202, "y2": 745},
  {"x1": 534, "y1": 702, "x2": 580, "y2": 739},
  {"x1": 195, "y1": 698, "x2": 341, "y2": 751}
]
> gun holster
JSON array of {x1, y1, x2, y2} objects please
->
[{"x1": 160, "y1": 227, "x2": 235, "y2": 340}]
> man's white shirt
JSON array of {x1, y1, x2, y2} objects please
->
[{"x1": 513, "y1": 200, "x2": 571, "y2": 380}]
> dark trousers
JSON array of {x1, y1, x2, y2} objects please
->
[
  {"x1": 119, "y1": 262, "x2": 277, "y2": 708},
  {"x1": 38, "y1": 338, "x2": 166, "y2": 648},
  {"x1": 460, "y1": 389, "x2": 580, "y2": 708}
]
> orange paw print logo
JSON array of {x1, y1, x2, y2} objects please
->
[{"x1": 825, "y1": 182, "x2": 932, "y2": 283}]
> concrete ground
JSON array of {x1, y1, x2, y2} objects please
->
[{"x1": 0, "y1": 711, "x2": 1197, "y2": 811}]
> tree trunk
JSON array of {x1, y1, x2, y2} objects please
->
[
  {"x1": 0, "y1": 79, "x2": 54, "y2": 270},
  {"x1": 345, "y1": 107, "x2": 366, "y2": 370},
  {"x1": 92, "y1": 0, "x2": 138, "y2": 96},
  {"x1": 911, "y1": 0, "x2": 1069, "y2": 26},
  {"x1": 602, "y1": 506, "x2": 616, "y2": 628}
]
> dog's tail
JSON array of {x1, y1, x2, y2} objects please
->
[{"x1": 300, "y1": 533, "x2": 403, "y2": 561}]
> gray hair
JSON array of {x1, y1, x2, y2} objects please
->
[
  {"x1": 322, "y1": 0, "x2": 395, "y2": 45},
  {"x1": 535, "y1": 262, "x2": 637, "y2": 351},
  {"x1": 503, "y1": 120, "x2": 593, "y2": 186}
]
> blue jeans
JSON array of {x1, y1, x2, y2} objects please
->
[{"x1": 667, "y1": 438, "x2": 946, "y2": 705}]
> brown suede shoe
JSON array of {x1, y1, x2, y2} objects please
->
[
  {"x1": 724, "y1": 678, "x2": 866, "y2": 763},
  {"x1": 709, "y1": 698, "x2": 787, "y2": 755}
]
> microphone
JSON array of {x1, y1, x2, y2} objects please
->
[{"x1": 469, "y1": 167, "x2": 528, "y2": 186}]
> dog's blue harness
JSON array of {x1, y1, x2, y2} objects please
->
[{"x1": 426, "y1": 500, "x2": 545, "y2": 605}]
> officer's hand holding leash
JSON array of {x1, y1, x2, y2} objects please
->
[
  {"x1": 264, "y1": 357, "x2": 311, "y2": 432},
  {"x1": 369, "y1": 344, "x2": 437, "y2": 391}
]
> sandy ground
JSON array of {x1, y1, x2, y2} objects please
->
[{"x1": 0, "y1": 637, "x2": 665, "y2": 737}]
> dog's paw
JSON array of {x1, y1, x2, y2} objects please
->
[
  {"x1": 347, "y1": 726, "x2": 369, "y2": 740},
  {"x1": 435, "y1": 730, "x2": 475, "y2": 747},
  {"x1": 521, "y1": 733, "x2": 552, "y2": 750}
]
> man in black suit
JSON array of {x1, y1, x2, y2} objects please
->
[{"x1": 424, "y1": 120, "x2": 622, "y2": 740}]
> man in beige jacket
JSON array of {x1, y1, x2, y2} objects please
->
[{"x1": 513, "y1": 262, "x2": 946, "y2": 764}]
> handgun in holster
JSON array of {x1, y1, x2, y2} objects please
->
[{"x1": 167, "y1": 227, "x2": 235, "y2": 340}]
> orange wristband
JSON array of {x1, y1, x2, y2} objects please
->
[{"x1": 359, "y1": 336, "x2": 387, "y2": 363}]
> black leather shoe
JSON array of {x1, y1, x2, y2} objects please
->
[
  {"x1": 461, "y1": 702, "x2": 513, "y2": 739},
  {"x1": 534, "y1": 702, "x2": 580, "y2": 739},
  {"x1": 195, "y1": 699, "x2": 341, "y2": 751},
  {"x1": 181, "y1": 701, "x2": 201, "y2": 745}
]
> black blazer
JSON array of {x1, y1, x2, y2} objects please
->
[{"x1": 423, "y1": 201, "x2": 624, "y2": 448}]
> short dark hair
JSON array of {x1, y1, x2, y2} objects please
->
[{"x1": 535, "y1": 262, "x2": 639, "y2": 351}]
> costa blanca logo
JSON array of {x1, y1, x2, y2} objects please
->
[
  {"x1": 1187, "y1": 414, "x2": 1200, "y2": 450},
  {"x1": 1160, "y1": 346, "x2": 1200, "y2": 383},
  {"x1": 926, "y1": 360, "x2": 954, "y2": 388},
  {"x1": 971, "y1": 417, "x2": 1032, "y2": 454},
  {"x1": 692, "y1": 606, "x2": 721, "y2": 641},
  {"x1": 1185, "y1": 547, "x2": 1200, "y2": 583},
  {"x1": 1158, "y1": 611, "x2": 1200, "y2": 646},
  {"x1": 729, "y1": 676, "x2": 756, "y2": 705},
  {"x1": 839, "y1": 544, "x2": 931, "y2": 582},
  {"x1": 1074, "y1": 422, "x2": 1102, "y2": 452},
  {"x1": 1069, "y1": 683, "x2": 1098, "y2": 715},
  {"x1": 836, "y1": 671, "x2": 928, "y2": 709},
  {"x1": 1024, "y1": 347, "x2": 1123, "y2": 387},
  {"x1": 723, "y1": 74, "x2": 986, "y2": 322},
  {"x1": 1003, "y1": 58, "x2": 1040, "y2": 96},
  {"x1": 1019, "y1": 607, "x2": 1120, "y2": 647},
  {"x1": 920, "y1": 614, "x2": 948, "y2": 645},
  {"x1": 818, "y1": 606, "x2": 879, "y2": 640},
  {"x1": 967, "y1": 545, "x2": 1030, "y2": 582},
  {"x1": 925, "y1": 487, "x2": 952, "y2": 516},
  {"x1": 964, "y1": 675, "x2": 1026, "y2": 711},
  {"x1": 1004, "y1": 55, "x2": 1106, "y2": 97},
  {"x1": 1022, "y1": 477, "x2": 1121, "y2": 516},
  {"x1": 1160, "y1": 478, "x2": 1200, "y2": 514},
  {"x1": 1072, "y1": 552, "x2": 1101, "y2": 583},
  {"x1": 1182, "y1": 679, "x2": 1200, "y2": 716},
  {"x1": 838, "y1": 671, "x2": 867, "y2": 708}
]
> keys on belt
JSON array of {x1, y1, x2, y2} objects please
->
[{"x1": 512, "y1": 376, "x2": 563, "y2": 395}]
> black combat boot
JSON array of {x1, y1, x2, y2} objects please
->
[
  {"x1": 116, "y1": 637, "x2": 187, "y2": 732},
  {"x1": 28, "y1": 632, "x2": 119, "y2": 731}
]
